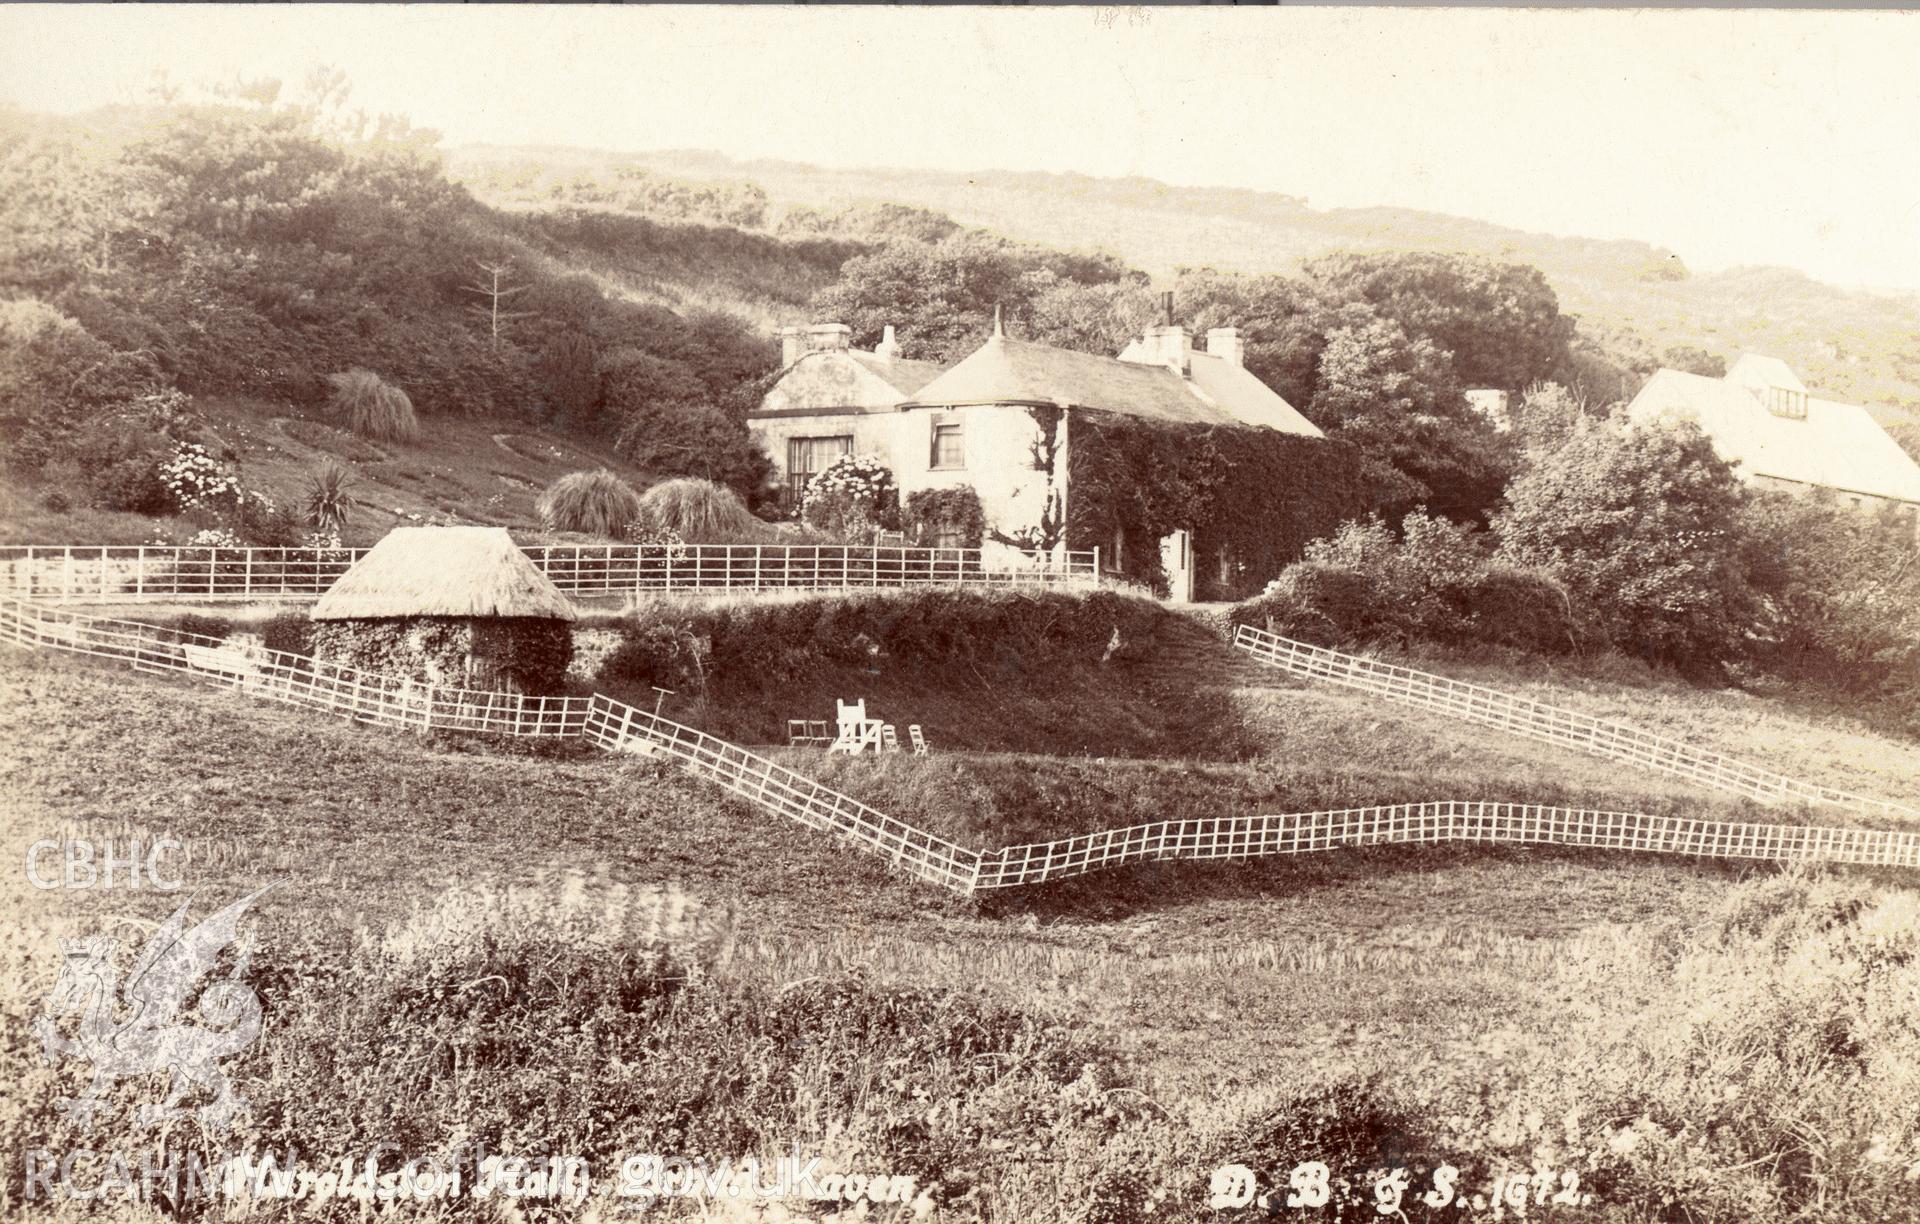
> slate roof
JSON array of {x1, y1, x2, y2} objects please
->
[
  {"x1": 1627, "y1": 366, "x2": 1920, "y2": 505},
  {"x1": 847, "y1": 350, "x2": 945, "y2": 397},
  {"x1": 751, "y1": 347, "x2": 947, "y2": 417},
  {"x1": 902, "y1": 334, "x2": 1323, "y2": 437}
]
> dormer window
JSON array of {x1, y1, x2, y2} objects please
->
[{"x1": 1765, "y1": 386, "x2": 1807, "y2": 419}]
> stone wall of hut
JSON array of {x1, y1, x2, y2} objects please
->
[{"x1": 310, "y1": 616, "x2": 573, "y2": 695}]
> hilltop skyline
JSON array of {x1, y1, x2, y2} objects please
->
[{"x1": 2, "y1": 5, "x2": 1916, "y2": 292}]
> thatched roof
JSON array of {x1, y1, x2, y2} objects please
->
[{"x1": 311, "y1": 527, "x2": 577, "y2": 622}]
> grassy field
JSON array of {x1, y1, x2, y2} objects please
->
[
  {"x1": 4, "y1": 635, "x2": 1918, "y2": 1221},
  {"x1": 1292, "y1": 641, "x2": 1920, "y2": 811}
]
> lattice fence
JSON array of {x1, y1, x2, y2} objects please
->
[
  {"x1": 1233, "y1": 624, "x2": 1918, "y2": 821},
  {"x1": 972, "y1": 800, "x2": 1920, "y2": 889},
  {"x1": 4, "y1": 598, "x2": 1915, "y2": 896},
  {"x1": 0, "y1": 543, "x2": 1098, "y2": 603}
]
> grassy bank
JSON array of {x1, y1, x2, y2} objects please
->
[{"x1": 4, "y1": 648, "x2": 1917, "y2": 1221}]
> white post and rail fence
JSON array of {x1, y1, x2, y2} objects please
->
[
  {"x1": 0, "y1": 544, "x2": 1101, "y2": 603},
  {"x1": 1230, "y1": 623, "x2": 1919, "y2": 822},
  {"x1": 2, "y1": 596, "x2": 1915, "y2": 896}
]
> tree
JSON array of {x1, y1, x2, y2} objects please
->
[
  {"x1": 1494, "y1": 418, "x2": 1754, "y2": 669},
  {"x1": 1025, "y1": 279, "x2": 1156, "y2": 357},
  {"x1": 807, "y1": 231, "x2": 1131, "y2": 364},
  {"x1": 1740, "y1": 491, "x2": 1920, "y2": 709},
  {"x1": 1306, "y1": 251, "x2": 1573, "y2": 393},
  {"x1": 1308, "y1": 306, "x2": 1509, "y2": 518},
  {"x1": 1171, "y1": 267, "x2": 1334, "y2": 408},
  {"x1": 1505, "y1": 380, "x2": 1603, "y2": 461}
]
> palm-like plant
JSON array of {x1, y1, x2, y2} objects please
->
[{"x1": 305, "y1": 461, "x2": 359, "y2": 535}]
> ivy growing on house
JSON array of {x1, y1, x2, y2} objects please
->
[
  {"x1": 902, "y1": 486, "x2": 987, "y2": 549},
  {"x1": 1062, "y1": 408, "x2": 1386, "y2": 599}
]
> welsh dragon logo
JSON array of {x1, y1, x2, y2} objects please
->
[{"x1": 33, "y1": 886, "x2": 273, "y2": 1133}]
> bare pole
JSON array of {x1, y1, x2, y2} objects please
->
[{"x1": 462, "y1": 258, "x2": 534, "y2": 349}]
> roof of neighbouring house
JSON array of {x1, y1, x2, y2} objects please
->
[
  {"x1": 847, "y1": 349, "x2": 946, "y2": 396},
  {"x1": 901, "y1": 333, "x2": 1324, "y2": 436},
  {"x1": 311, "y1": 526, "x2": 577, "y2": 622},
  {"x1": 753, "y1": 347, "x2": 947, "y2": 417},
  {"x1": 1724, "y1": 353, "x2": 1807, "y2": 395},
  {"x1": 1626, "y1": 365, "x2": 1920, "y2": 505}
]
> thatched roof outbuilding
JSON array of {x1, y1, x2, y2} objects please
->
[{"x1": 311, "y1": 526, "x2": 576, "y2": 622}]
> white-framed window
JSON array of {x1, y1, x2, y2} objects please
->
[
  {"x1": 787, "y1": 434, "x2": 852, "y2": 502},
  {"x1": 929, "y1": 417, "x2": 965, "y2": 470}
]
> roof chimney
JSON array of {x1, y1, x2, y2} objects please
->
[
  {"x1": 807, "y1": 323, "x2": 851, "y2": 353},
  {"x1": 779, "y1": 326, "x2": 806, "y2": 366},
  {"x1": 873, "y1": 324, "x2": 901, "y2": 362},
  {"x1": 1207, "y1": 327, "x2": 1244, "y2": 368},
  {"x1": 1146, "y1": 322, "x2": 1190, "y2": 375}
]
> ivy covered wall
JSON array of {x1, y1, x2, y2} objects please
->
[
  {"x1": 1062, "y1": 409, "x2": 1385, "y2": 600},
  {"x1": 310, "y1": 616, "x2": 575, "y2": 695}
]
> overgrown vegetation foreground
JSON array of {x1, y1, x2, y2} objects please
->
[{"x1": 3, "y1": 648, "x2": 1918, "y2": 1221}]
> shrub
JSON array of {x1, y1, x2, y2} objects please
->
[
  {"x1": 326, "y1": 367, "x2": 419, "y2": 442},
  {"x1": 258, "y1": 610, "x2": 314, "y2": 658},
  {"x1": 39, "y1": 490, "x2": 69, "y2": 513},
  {"x1": 158, "y1": 442, "x2": 241, "y2": 513},
  {"x1": 170, "y1": 612, "x2": 234, "y2": 642},
  {"x1": 596, "y1": 619, "x2": 711, "y2": 696},
  {"x1": 1494, "y1": 418, "x2": 1753, "y2": 670},
  {"x1": 800, "y1": 454, "x2": 897, "y2": 540},
  {"x1": 1462, "y1": 564, "x2": 1582, "y2": 653},
  {"x1": 632, "y1": 477, "x2": 768, "y2": 543},
  {"x1": 70, "y1": 419, "x2": 174, "y2": 514},
  {"x1": 304, "y1": 460, "x2": 359, "y2": 534},
  {"x1": 1231, "y1": 562, "x2": 1384, "y2": 647},
  {"x1": 86, "y1": 457, "x2": 173, "y2": 515},
  {"x1": 903, "y1": 485, "x2": 986, "y2": 550},
  {"x1": 1230, "y1": 509, "x2": 1584, "y2": 655},
  {"x1": 538, "y1": 468, "x2": 644, "y2": 536}
]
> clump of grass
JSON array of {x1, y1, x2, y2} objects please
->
[
  {"x1": 633, "y1": 477, "x2": 771, "y2": 543},
  {"x1": 538, "y1": 468, "x2": 643, "y2": 536},
  {"x1": 326, "y1": 368, "x2": 419, "y2": 442}
]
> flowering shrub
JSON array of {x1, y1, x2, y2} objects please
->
[
  {"x1": 303, "y1": 529, "x2": 345, "y2": 552},
  {"x1": 801, "y1": 455, "x2": 898, "y2": 540},
  {"x1": 159, "y1": 442, "x2": 241, "y2": 513},
  {"x1": 186, "y1": 528, "x2": 242, "y2": 547},
  {"x1": 622, "y1": 522, "x2": 689, "y2": 559}
]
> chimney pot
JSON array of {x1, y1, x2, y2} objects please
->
[
  {"x1": 1207, "y1": 327, "x2": 1245, "y2": 368},
  {"x1": 874, "y1": 323, "x2": 901, "y2": 361}
]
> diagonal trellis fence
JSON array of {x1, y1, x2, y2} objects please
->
[
  {"x1": 3, "y1": 597, "x2": 1916, "y2": 895},
  {"x1": 1232, "y1": 623, "x2": 1919, "y2": 822}
]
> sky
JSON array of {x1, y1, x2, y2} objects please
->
[{"x1": 3, "y1": 5, "x2": 1917, "y2": 291}]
